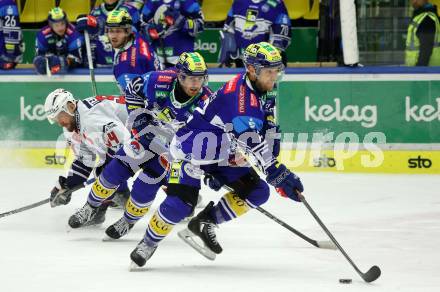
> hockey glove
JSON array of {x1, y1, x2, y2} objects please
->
[
  {"x1": 266, "y1": 164, "x2": 303, "y2": 202},
  {"x1": 0, "y1": 57, "x2": 16, "y2": 70},
  {"x1": 145, "y1": 22, "x2": 167, "y2": 40},
  {"x1": 50, "y1": 176, "x2": 72, "y2": 207},
  {"x1": 76, "y1": 14, "x2": 98, "y2": 34},
  {"x1": 163, "y1": 7, "x2": 180, "y2": 26},
  {"x1": 203, "y1": 174, "x2": 224, "y2": 192},
  {"x1": 47, "y1": 55, "x2": 67, "y2": 74}
]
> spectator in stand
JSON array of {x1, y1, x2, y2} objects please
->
[
  {"x1": 75, "y1": 0, "x2": 141, "y2": 67},
  {"x1": 33, "y1": 7, "x2": 83, "y2": 75},
  {"x1": 141, "y1": 0, "x2": 204, "y2": 68},
  {"x1": 219, "y1": 0, "x2": 291, "y2": 67},
  {"x1": 0, "y1": 0, "x2": 23, "y2": 70}
]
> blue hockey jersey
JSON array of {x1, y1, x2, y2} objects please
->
[
  {"x1": 34, "y1": 23, "x2": 83, "y2": 67},
  {"x1": 173, "y1": 72, "x2": 279, "y2": 169},
  {"x1": 113, "y1": 33, "x2": 159, "y2": 92},
  {"x1": 125, "y1": 68, "x2": 212, "y2": 144},
  {"x1": 225, "y1": 0, "x2": 291, "y2": 52},
  {"x1": 0, "y1": 0, "x2": 23, "y2": 68},
  {"x1": 88, "y1": 0, "x2": 141, "y2": 66},
  {"x1": 141, "y1": 0, "x2": 204, "y2": 65}
]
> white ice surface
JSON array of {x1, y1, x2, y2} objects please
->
[{"x1": 1, "y1": 169, "x2": 439, "y2": 292}]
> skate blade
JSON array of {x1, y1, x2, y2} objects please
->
[
  {"x1": 129, "y1": 261, "x2": 148, "y2": 272},
  {"x1": 317, "y1": 240, "x2": 337, "y2": 250},
  {"x1": 177, "y1": 228, "x2": 216, "y2": 261}
]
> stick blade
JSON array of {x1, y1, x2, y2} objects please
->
[
  {"x1": 362, "y1": 265, "x2": 381, "y2": 283},
  {"x1": 316, "y1": 240, "x2": 337, "y2": 250}
]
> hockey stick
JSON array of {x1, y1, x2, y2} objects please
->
[
  {"x1": 256, "y1": 206, "x2": 336, "y2": 250},
  {"x1": 218, "y1": 179, "x2": 335, "y2": 250},
  {"x1": 0, "y1": 178, "x2": 95, "y2": 219},
  {"x1": 298, "y1": 194, "x2": 381, "y2": 283},
  {"x1": 84, "y1": 30, "x2": 98, "y2": 96}
]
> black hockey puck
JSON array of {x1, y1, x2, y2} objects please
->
[{"x1": 339, "y1": 279, "x2": 352, "y2": 284}]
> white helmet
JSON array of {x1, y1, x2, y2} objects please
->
[{"x1": 44, "y1": 88, "x2": 76, "y2": 124}]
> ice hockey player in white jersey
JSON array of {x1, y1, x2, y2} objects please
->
[{"x1": 45, "y1": 88, "x2": 131, "y2": 225}]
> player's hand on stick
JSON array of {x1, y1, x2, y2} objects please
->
[
  {"x1": 49, "y1": 176, "x2": 71, "y2": 207},
  {"x1": 266, "y1": 164, "x2": 303, "y2": 202}
]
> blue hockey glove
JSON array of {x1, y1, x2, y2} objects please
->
[
  {"x1": 266, "y1": 164, "x2": 303, "y2": 202},
  {"x1": 33, "y1": 55, "x2": 48, "y2": 74},
  {"x1": 203, "y1": 174, "x2": 223, "y2": 192},
  {"x1": 47, "y1": 55, "x2": 67, "y2": 74},
  {"x1": 76, "y1": 14, "x2": 98, "y2": 34},
  {"x1": 163, "y1": 7, "x2": 180, "y2": 26}
]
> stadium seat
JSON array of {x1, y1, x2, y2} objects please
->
[
  {"x1": 304, "y1": 0, "x2": 319, "y2": 20},
  {"x1": 202, "y1": 0, "x2": 232, "y2": 22},
  {"x1": 284, "y1": 0, "x2": 309, "y2": 19},
  {"x1": 59, "y1": 0, "x2": 91, "y2": 21},
  {"x1": 20, "y1": 0, "x2": 55, "y2": 23}
]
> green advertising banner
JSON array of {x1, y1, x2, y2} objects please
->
[
  {"x1": 1, "y1": 74, "x2": 439, "y2": 145},
  {"x1": 22, "y1": 28, "x2": 318, "y2": 64},
  {"x1": 0, "y1": 77, "x2": 224, "y2": 141},
  {"x1": 278, "y1": 77, "x2": 440, "y2": 144}
]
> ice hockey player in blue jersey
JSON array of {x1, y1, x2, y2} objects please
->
[
  {"x1": 129, "y1": 42, "x2": 303, "y2": 267},
  {"x1": 75, "y1": 0, "x2": 141, "y2": 67},
  {"x1": 141, "y1": 0, "x2": 204, "y2": 68},
  {"x1": 104, "y1": 9, "x2": 159, "y2": 92},
  {"x1": 33, "y1": 7, "x2": 83, "y2": 75},
  {"x1": 68, "y1": 52, "x2": 212, "y2": 238},
  {"x1": 0, "y1": 0, "x2": 23, "y2": 70},
  {"x1": 218, "y1": 0, "x2": 291, "y2": 67}
]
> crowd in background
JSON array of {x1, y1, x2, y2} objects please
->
[{"x1": 0, "y1": 0, "x2": 292, "y2": 73}]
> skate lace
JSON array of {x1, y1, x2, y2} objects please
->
[
  {"x1": 77, "y1": 204, "x2": 92, "y2": 222},
  {"x1": 206, "y1": 223, "x2": 218, "y2": 245},
  {"x1": 114, "y1": 218, "x2": 129, "y2": 235},
  {"x1": 136, "y1": 241, "x2": 154, "y2": 258}
]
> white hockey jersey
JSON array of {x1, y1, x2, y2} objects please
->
[{"x1": 63, "y1": 95, "x2": 131, "y2": 186}]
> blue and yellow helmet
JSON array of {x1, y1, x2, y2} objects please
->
[
  {"x1": 176, "y1": 52, "x2": 208, "y2": 77},
  {"x1": 48, "y1": 7, "x2": 67, "y2": 23},
  {"x1": 243, "y1": 42, "x2": 283, "y2": 70},
  {"x1": 105, "y1": 9, "x2": 132, "y2": 29}
]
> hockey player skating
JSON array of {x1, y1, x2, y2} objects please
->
[
  {"x1": 44, "y1": 89, "x2": 132, "y2": 226},
  {"x1": 69, "y1": 52, "x2": 212, "y2": 240},
  {"x1": 129, "y1": 42, "x2": 303, "y2": 267}
]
